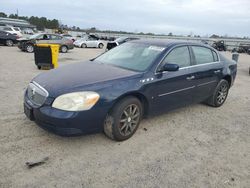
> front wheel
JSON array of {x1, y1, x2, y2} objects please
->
[
  {"x1": 206, "y1": 79, "x2": 229, "y2": 107},
  {"x1": 81, "y1": 43, "x2": 87, "y2": 48},
  {"x1": 5, "y1": 40, "x2": 14, "y2": 46},
  {"x1": 104, "y1": 97, "x2": 143, "y2": 141},
  {"x1": 26, "y1": 44, "x2": 34, "y2": 53}
]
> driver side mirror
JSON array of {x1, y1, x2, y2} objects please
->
[{"x1": 158, "y1": 63, "x2": 179, "y2": 72}]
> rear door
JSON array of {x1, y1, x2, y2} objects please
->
[
  {"x1": 189, "y1": 45, "x2": 223, "y2": 102},
  {"x1": 87, "y1": 37, "x2": 98, "y2": 47}
]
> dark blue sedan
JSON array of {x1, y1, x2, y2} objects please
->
[{"x1": 24, "y1": 39, "x2": 237, "y2": 141}]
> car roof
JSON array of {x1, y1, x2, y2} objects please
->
[{"x1": 130, "y1": 39, "x2": 211, "y2": 48}]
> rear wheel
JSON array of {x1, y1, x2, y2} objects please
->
[
  {"x1": 104, "y1": 97, "x2": 143, "y2": 141},
  {"x1": 206, "y1": 79, "x2": 229, "y2": 107},
  {"x1": 5, "y1": 40, "x2": 14, "y2": 46},
  {"x1": 60, "y1": 45, "x2": 68, "y2": 53},
  {"x1": 81, "y1": 43, "x2": 87, "y2": 48},
  {"x1": 98, "y1": 43, "x2": 104, "y2": 49},
  {"x1": 26, "y1": 44, "x2": 34, "y2": 53}
]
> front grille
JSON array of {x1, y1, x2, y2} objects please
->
[{"x1": 27, "y1": 82, "x2": 48, "y2": 107}]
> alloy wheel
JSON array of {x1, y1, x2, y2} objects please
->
[
  {"x1": 61, "y1": 46, "x2": 68, "y2": 53},
  {"x1": 6, "y1": 40, "x2": 13, "y2": 46},
  {"x1": 216, "y1": 83, "x2": 228, "y2": 105},
  {"x1": 118, "y1": 104, "x2": 140, "y2": 136},
  {"x1": 26, "y1": 45, "x2": 34, "y2": 53}
]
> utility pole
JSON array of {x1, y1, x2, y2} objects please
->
[{"x1": 16, "y1": 9, "x2": 19, "y2": 18}]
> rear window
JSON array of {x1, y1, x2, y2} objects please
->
[{"x1": 192, "y1": 46, "x2": 214, "y2": 64}]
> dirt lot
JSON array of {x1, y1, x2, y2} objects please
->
[{"x1": 0, "y1": 45, "x2": 249, "y2": 188}]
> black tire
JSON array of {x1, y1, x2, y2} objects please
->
[
  {"x1": 26, "y1": 44, "x2": 34, "y2": 53},
  {"x1": 206, "y1": 79, "x2": 229, "y2": 107},
  {"x1": 37, "y1": 66, "x2": 41, "y2": 70},
  {"x1": 98, "y1": 43, "x2": 104, "y2": 49},
  {"x1": 60, "y1": 45, "x2": 68, "y2": 53},
  {"x1": 104, "y1": 97, "x2": 143, "y2": 141},
  {"x1": 81, "y1": 43, "x2": 87, "y2": 48},
  {"x1": 5, "y1": 39, "x2": 14, "y2": 46}
]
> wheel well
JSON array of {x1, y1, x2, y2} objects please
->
[
  {"x1": 112, "y1": 93, "x2": 149, "y2": 117},
  {"x1": 223, "y1": 75, "x2": 231, "y2": 87},
  {"x1": 61, "y1": 45, "x2": 68, "y2": 49}
]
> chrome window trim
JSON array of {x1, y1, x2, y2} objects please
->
[
  {"x1": 178, "y1": 61, "x2": 221, "y2": 70},
  {"x1": 158, "y1": 86, "x2": 195, "y2": 97},
  {"x1": 155, "y1": 44, "x2": 221, "y2": 75},
  {"x1": 32, "y1": 81, "x2": 49, "y2": 97}
]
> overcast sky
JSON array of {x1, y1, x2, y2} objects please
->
[{"x1": 1, "y1": 0, "x2": 250, "y2": 36}]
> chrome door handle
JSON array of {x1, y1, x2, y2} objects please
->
[
  {"x1": 214, "y1": 70, "x2": 221, "y2": 74},
  {"x1": 186, "y1": 75, "x2": 195, "y2": 80}
]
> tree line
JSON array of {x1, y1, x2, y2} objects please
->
[{"x1": 0, "y1": 12, "x2": 59, "y2": 30}]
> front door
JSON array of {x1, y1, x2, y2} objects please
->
[{"x1": 145, "y1": 46, "x2": 196, "y2": 114}]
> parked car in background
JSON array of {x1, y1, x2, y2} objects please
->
[
  {"x1": 24, "y1": 39, "x2": 237, "y2": 141},
  {"x1": 106, "y1": 36, "x2": 139, "y2": 50},
  {"x1": 0, "y1": 26, "x2": 23, "y2": 37},
  {"x1": 0, "y1": 30, "x2": 19, "y2": 46},
  {"x1": 61, "y1": 34, "x2": 76, "y2": 42},
  {"x1": 237, "y1": 43, "x2": 250, "y2": 54},
  {"x1": 73, "y1": 35, "x2": 104, "y2": 48},
  {"x1": 23, "y1": 28, "x2": 34, "y2": 35},
  {"x1": 17, "y1": 33, "x2": 74, "y2": 53}
]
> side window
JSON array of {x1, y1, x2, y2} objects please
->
[
  {"x1": 51, "y1": 35, "x2": 62, "y2": 40},
  {"x1": 3, "y1": 27, "x2": 12, "y2": 31},
  {"x1": 192, "y1": 46, "x2": 214, "y2": 64},
  {"x1": 41, "y1": 34, "x2": 49, "y2": 40},
  {"x1": 163, "y1": 46, "x2": 191, "y2": 68},
  {"x1": 212, "y1": 50, "x2": 219, "y2": 61}
]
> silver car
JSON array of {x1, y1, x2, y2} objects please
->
[{"x1": 73, "y1": 35, "x2": 104, "y2": 48}]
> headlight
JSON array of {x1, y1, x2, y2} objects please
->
[{"x1": 52, "y1": 91, "x2": 100, "y2": 111}]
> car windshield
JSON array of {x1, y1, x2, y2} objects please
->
[
  {"x1": 94, "y1": 42, "x2": 165, "y2": 72},
  {"x1": 14, "y1": 28, "x2": 20, "y2": 31},
  {"x1": 29, "y1": 34, "x2": 41, "y2": 39}
]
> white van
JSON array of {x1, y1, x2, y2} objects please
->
[{"x1": 0, "y1": 26, "x2": 22, "y2": 37}]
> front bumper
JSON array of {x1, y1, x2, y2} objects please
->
[{"x1": 24, "y1": 93, "x2": 108, "y2": 136}]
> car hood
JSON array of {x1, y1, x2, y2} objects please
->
[{"x1": 33, "y1": 61, "x2": 141, "y2": 97}]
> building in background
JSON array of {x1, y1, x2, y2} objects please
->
[{"x1": 0, "y1": 17, "x2": 36, "y2": 30}]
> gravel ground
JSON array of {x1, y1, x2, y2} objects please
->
[{"x1": 0, "y1": 45, "x2": 249, "y2": 188}]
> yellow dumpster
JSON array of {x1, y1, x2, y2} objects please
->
[{"x1": 34, "y1": 44, "x2": 60, "y2": 69}]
